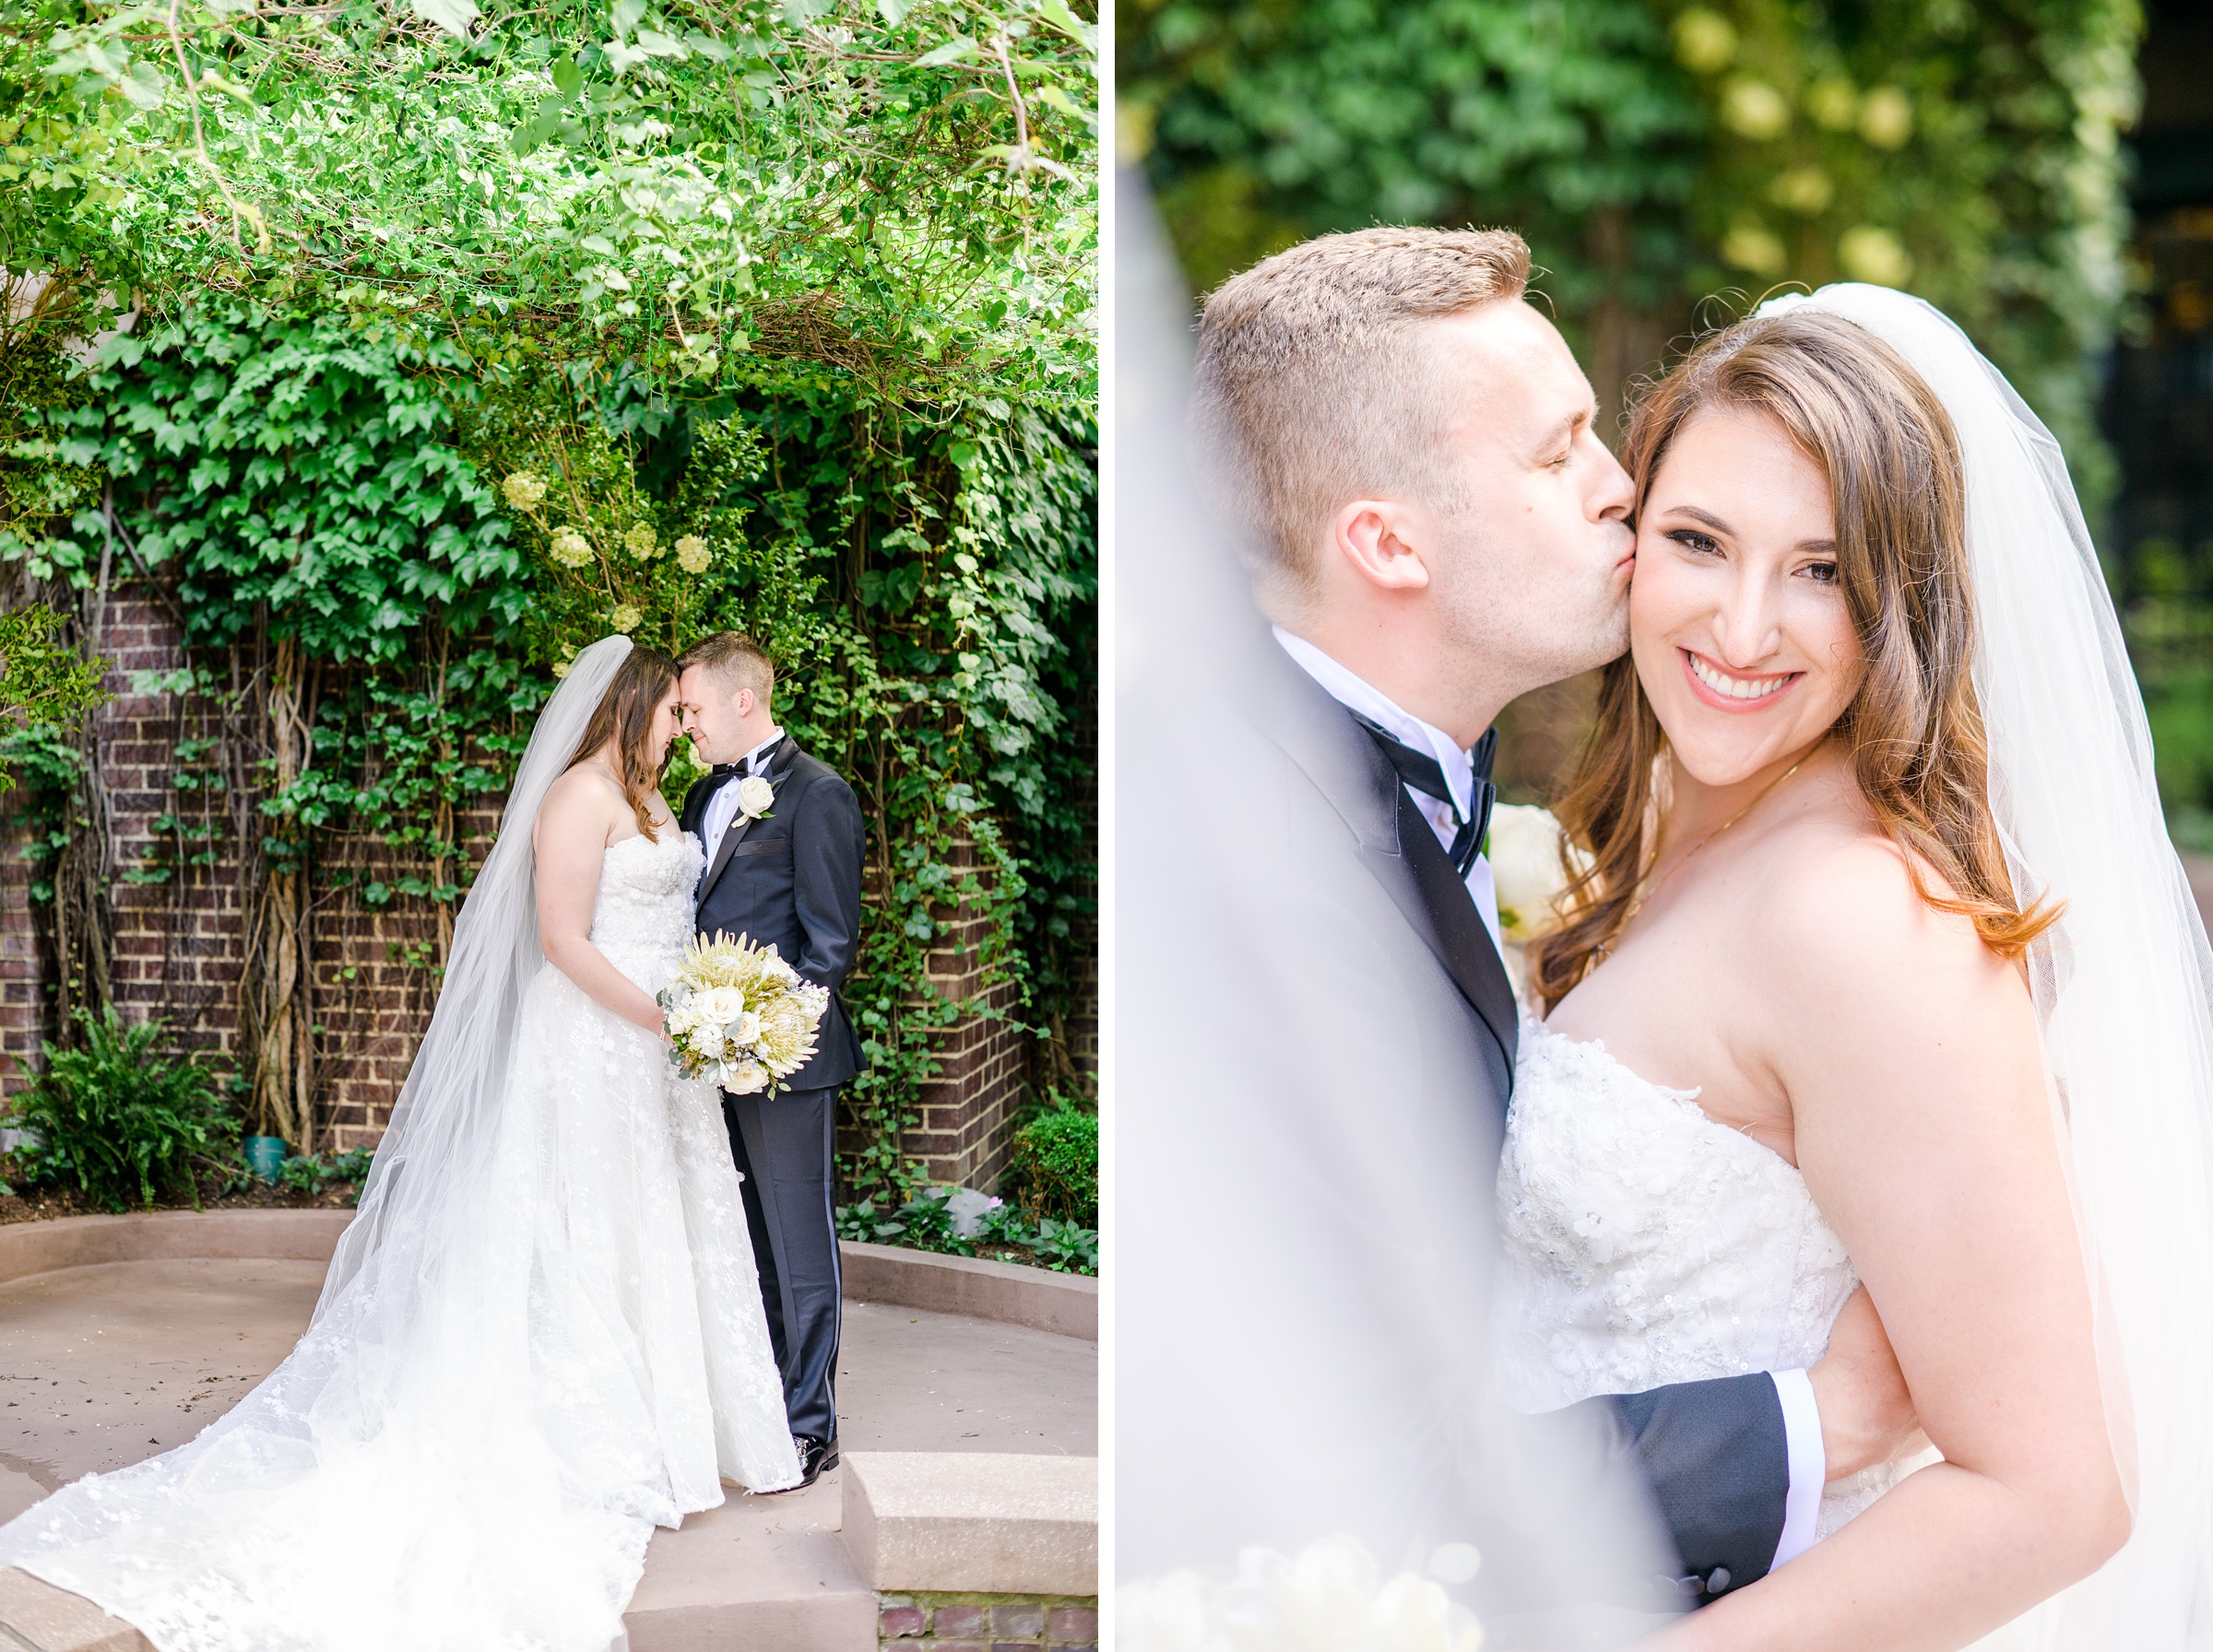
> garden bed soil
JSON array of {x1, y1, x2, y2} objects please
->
[{"x1": 946, "y1": 1238, "x2": 1077, "y2": 1273}]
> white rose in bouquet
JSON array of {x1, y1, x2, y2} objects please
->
[
  {"x1": 1485, "y1": 803, "x2": 1586, "y2": 943},
  {"x1": 696, "y1": 985, "x2": 748, "y2": 1031}
]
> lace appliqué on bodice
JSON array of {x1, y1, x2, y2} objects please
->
[
  {"x1": 1496, "y1": 1019, "x2": 1913, "y2": 1537},
  {"x1": 591, "y1": 828, "x2": 705, "y2": 980}
]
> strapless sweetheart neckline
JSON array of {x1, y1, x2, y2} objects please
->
[
  {"x1": 1497, "y1": 1012, "x2": 1914, "y2": 1536},
  {"x1": 1522, "y1": 1019, "x2": 1798, "y2": 1175}
]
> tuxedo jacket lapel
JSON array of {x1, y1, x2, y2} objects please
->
[
  {"x1": 1244, "y1": 635, "x2": 1521, "y2": 1084},
  {"x1": 696, "y1": 737, "x2": 798, "y2": 914},
  {"x1": 1390, "y1": 785, "x2": 1521, "y2": 1072}
]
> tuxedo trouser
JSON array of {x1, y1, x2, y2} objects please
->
[{"x1": 723, "y1": 1083, "x2": 842, "y2": 1443}]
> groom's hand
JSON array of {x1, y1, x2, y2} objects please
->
[{"x1": 1808, "y1": 1285, "x2": 1921, "y2": 1481}]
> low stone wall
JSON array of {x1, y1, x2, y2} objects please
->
[
  {"x1": 0, "y1": 1214, "x2": 1097, "y2": 1343},
  {"x1": 0, "y1": 1208, "x2": 354, "y2": 1288},
  {"x1": 837, "y1": 1240, "x2": 1097, "y2": 1340},
  {"x1": 878, "y1": 1595, "x2": 1096, "y2": 1650}
]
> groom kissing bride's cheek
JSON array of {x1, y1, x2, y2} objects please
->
[{"x1": 1120, "y1": 222, "x2": 2213, "y2": 1650}]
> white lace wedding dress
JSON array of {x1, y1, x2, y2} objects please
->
[
  {"x1": 0, "y1": 827, "x2": 799, "y2": 1652},
  {"x1": 1495, "y1": 1018, "x2": 1925, "y2": 1538}
]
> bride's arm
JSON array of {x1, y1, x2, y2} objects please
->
[
  {"x1": 531, "y1": 769, "x2": 669, "y2": 1039},
  {"x1": 1659, "y1": 842, "x2": 2130, "y2": 1651}
]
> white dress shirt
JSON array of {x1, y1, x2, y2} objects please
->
[
  {"x1": 1273, "y1": 628, "x2": 1825, "y2": 1575},
  {"x1": 701, "y1": 726, "x2": 784, "y2": 870}
]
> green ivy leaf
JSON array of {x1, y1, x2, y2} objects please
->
[{"x1": 915, "y1": 37, "x2": 978, "y2": 67}]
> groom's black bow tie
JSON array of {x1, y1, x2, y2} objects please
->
[
  {"x1": 1353, "y1": 715, "x2": 1497, "y2": 879},
  {"x1": 710, "y1": 763, "x2": 745, "y2": 776}
]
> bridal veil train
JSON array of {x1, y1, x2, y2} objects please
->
[
  {"x1": 1757, "y1": 285, "x2": 2213, "y2": 1646},
  {"x1": 0, "y1": 635, "x2": 799, "y2": 1651}
]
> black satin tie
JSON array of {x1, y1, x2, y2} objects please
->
[{"x1": 1353, "y1": 716, "x2": 1497, "y2": 878}]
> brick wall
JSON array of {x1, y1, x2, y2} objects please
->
[
  {"x1": 0, "y1": 590, "x2": 482, "y2": 1152},
  {"x1": 1, "y1": 585, "x2": 1075, "y2": 1181},
  {"x1": 878, "y1": 1593, "x2": 1097, "y2": 1650},
  {"x1": 839, "y1": 836, "x2": 1031, "y2": 1195},
  {"x1": 27, "y1": 596, "x2": 250, "y2": 1078},
  {"x1": 0, "y1": 818, "x2": 40, "y2": 1093}
]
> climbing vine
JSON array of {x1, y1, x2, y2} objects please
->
[{"x1": 4, "y1": 293, "x2": 1094, "y2": 1186}]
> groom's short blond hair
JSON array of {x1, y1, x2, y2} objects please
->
[
  {"x1": 1190, "y1": 226, "x2": 1531, "y2": 598},
  {"x1": 677, "y1": 631, "x2": 775, "y2": 701}
]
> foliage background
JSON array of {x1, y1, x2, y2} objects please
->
[
  {"x1": 0, "y1": 0, "x2": 1097, "y2": 1198},
  {"x1": 1122, "y1": 0, "x2": 2136, "y2": 505}
]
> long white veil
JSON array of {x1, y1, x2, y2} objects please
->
[
  {"x1": 1761, "y1": 285, "x2": 2213, "y2": 1643},
  {"x1": 316, "y1": 631, "x2": 633, "y2": 1320},
  {"x1": 1116, "y1": 172, "x2": 1675, "y2": 1648},
  {"x1": 0, "y1": 633, "x2": 654, "y2": 1646}
]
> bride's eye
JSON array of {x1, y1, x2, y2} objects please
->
[
  {"x1": 1804, "y1": 560, "x2": 1840, "y2": 584},
  {"x1": 1667, "y1": 528, "x2": 1721, "y2": 556}
]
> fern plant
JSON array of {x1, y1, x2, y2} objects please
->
[{"x1": 5, "y1": 1009, "x2": 237, "y2": 1212}]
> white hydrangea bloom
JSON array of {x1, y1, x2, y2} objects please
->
[{"x1": 549, "y1": 527, "x2": 595, "y2": 568}]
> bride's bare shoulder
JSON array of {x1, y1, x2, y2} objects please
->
[
  {"x1": 532, "y1": 762, "x2": 627, "y2": 852},
  {"x1": 1752, "y1": 812, "x2": 2013, "y2": 1004}
]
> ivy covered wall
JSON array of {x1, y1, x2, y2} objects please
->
[{"x1": 0, "y1": 0, "x2": 1098, "y2": 1198}]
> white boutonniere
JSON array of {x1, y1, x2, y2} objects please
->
[{"x1": 734, "y1": 774, "x2": 775, "y2": 820}]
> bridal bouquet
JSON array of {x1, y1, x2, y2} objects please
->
[{"x1": 658, "y1": 933, "x2": 831, "y2": 1095}]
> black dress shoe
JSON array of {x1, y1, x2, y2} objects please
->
[{"x1": 791, "y1": 1434, "x2": 839, "y2": 1489}]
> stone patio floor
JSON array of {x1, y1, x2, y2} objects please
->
[{"x1": 0, "y1": 1256, "x2": 1096, "y2": 1649}]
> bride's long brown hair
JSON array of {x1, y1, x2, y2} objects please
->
[
  {"x1": 566, "y1": 643, "x2": 678, "y2": 841},
  {"x1": 1527, "y1": 309, "x2": 2058, "y2": 1012}
]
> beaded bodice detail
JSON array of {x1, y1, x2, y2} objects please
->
[
  {"x1": 1494, "y1": 1018, "x2": 1857, "y2": 1410},
  {"x1": 1495, "y1": 1018, "x2": 1920, "y2": 1534},
  {"x1": 590, "y1": 829, "x2": 704, "y2": 982}
]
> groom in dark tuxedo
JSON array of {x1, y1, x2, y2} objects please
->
[
  {"x1": 1129, "y1": 221, "x2": 1922, "y2": 1612},
  {"x1": 676, "y1": 631, "x2": 866, "y2": 1489}
]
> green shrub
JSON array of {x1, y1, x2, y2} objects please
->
[
  {"x1": 272, "y1": 1147, "x2": 375, "y2": 1197},
  {"x1": 6, "y1": 1009, "x2": 236, "y2": 1212},
  {"x1": 1010, "y1": 1106, "x2": 1098, "y2": 1227},
  {"x1": 832, "y1": 1184, "x2": 1100, "y2": 1277}
]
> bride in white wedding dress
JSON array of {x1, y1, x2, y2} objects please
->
[
  {"x1": 1497, "y1": 288, "x2": 2213, "y2": 1647},
  {"x1": 0, "y1": 635, "x2": 799, "y2": 1651}
]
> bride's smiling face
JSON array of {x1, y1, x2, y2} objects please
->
[{"x1": 1630, "y1": 407, "x2": 1865, "y2": 785}]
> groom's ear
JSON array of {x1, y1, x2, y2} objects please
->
[{"x1": 1332, "y1": 500, "x2": 1435, "y2": 594}]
